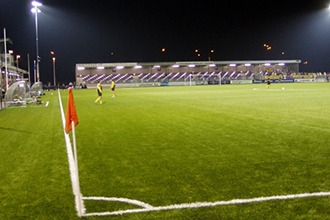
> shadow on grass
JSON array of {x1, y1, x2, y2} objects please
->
[{"x1": 0, "y1": 126, "x2": 34, "y2": 134}]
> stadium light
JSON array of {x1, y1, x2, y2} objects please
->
[
  {"x1": 97, "y1": 66, "x2": 105, "y2": 70},
  {"x1": 77, "y1": 66, "x2": 85, "y2": 70},
  {"x1": 31, "y1": 1, "x2": 42, "y2": 83},
  {"x1": 32, "y1": 1, "x2": 42, "y2": 7}
]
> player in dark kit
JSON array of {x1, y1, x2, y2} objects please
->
[{"x1": 266, "y1": 78, "x2": 271, "y2": 89}]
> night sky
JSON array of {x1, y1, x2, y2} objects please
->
[{"x1": 0, "y1": 0, "x2": 329, "y2": 84}]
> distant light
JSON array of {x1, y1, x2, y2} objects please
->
[
  {"x1": 77, "y1": 66, "x2": 85, "y2": 70},
  {"x1": 135, "y1": 65, "x2": 142, "y2": 69},
  {"x1": 116, "y1": 65, "x2": 124, "y2": 69},
  {"x1": 188, "y1": 64, "x2": 195, "y2": 68},
  {"x1": 209, "y1": 64, "x2": 216, "y2": 67},
  {"x1": 97, "y1": 66, "x2": 105, "y2": 70},
  {"x1": 153, "y1": 65, "x2": 161, "y2": 68},
  {"x1": 229, "y1": 64, "x2": 236, "y2": 67},
  {"x1": 278, "y1": 63, "x2": 285, "y2": 66},
  {"x1": 172, "y1": 64, "x2": 179, "y2": 68},
  {"x1": 244, "y1": 63, "x2": 251, "y2": 66},
  {"x1": 264, "y1": 63, "x2": 271, "y2": 66},
  {"x1": 32, "y1": 1, "x2": 42, "y2": 7}
]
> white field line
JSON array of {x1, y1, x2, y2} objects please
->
[
  {"x1": 58, "y1": 90, "x2": 86, "y2": 215},
  {"x1": 83, "y1": 192, "x2": 330, "y2": 217},
  {"x1": 57, "y1": 90, "x2": 330, "y2": 218}
]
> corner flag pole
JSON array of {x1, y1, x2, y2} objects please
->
[
  {"x1": 72, "y1": 120, "x2": 83, "y2": 217},
  {"x1": 64, "y1": 88, "x2": 83, "y2": 216}
]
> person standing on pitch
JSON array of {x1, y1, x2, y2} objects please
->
[
  {"x1": 266, "y1": 78, "x2": 271, "y2": 89},
  {"x1": 110, "y1": 80, "x2": 116, "y2": 97},
  {"x1": 95, "y1": 81, "x2": 103, "y2": 104}
]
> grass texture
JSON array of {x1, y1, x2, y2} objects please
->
[{"x1": 0, "y1": 83, "x2": 329, "y2": 219}]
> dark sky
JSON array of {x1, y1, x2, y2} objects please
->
[{"x1": 1, "y1": 0, "x2": 329, "y2": 84}]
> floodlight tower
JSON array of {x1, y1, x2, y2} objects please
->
[{"x1": 31, "y1": 1, "x2": 42, "y2": 83}]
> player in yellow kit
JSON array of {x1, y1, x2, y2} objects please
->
[
  {"x1": 95, "y1": 81, "x2": 103, "y2": 104},
  {"x1": 110, "y1": 80, "x2": 116, "y2": 97}
]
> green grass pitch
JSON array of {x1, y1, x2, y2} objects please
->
[{"x1": 0, "y1": 83, "x2": 329, "y2": 219}]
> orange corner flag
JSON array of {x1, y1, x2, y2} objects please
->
[{"x1": 65, "y1": 88, "x2": 79, "y2": 134}]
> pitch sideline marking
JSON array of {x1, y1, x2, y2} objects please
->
[
  {"x1": 58, "y1": 90, "x2": 330, "y2": 217},
  {"x1": 58, "y1": 90, "x2": 86, "y2": 215},
  {"x1": 82, "y1": 192, "x2": 330, "y2": 217}
]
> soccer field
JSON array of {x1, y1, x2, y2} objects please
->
[{"x1": 0, "y1": 83, "x2": 329, "y2": 219}]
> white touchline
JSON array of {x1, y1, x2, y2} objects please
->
[
  {"x1": 58, "y1": 90, "x2": 330, "y2": 218},
  {"x1": 58, "y1": 90, "x2": 86, "y2": 215}
]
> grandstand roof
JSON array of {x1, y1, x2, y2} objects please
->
[{"x1": 76, "y1": 60, "x2": 301, "y2": 70}]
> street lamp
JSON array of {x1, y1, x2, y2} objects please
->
[
  {"x1": 16, "y1": 55, "x2": 20, "y2": 78},
  {"x1": 51, "y1": 51, "x2": 56, "y2": 88},
  {"x1": 31, "y1": 1, "x2": 42, "y2": 83},
  {"x1": 208, "y1": 49, "x2": 214, "y2": 61}
]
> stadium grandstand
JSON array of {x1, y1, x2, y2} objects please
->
[{"x1": 75, "y1": 60, "x2": 330, "y2": 88}]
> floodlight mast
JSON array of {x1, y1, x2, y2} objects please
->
[{"x1": 31, "y1": 1, "x2": 42, "y2": 83}]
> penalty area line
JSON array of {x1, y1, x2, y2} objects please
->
[{"x1": 82, "y1": 191, "x2": 330, "y2": 217}]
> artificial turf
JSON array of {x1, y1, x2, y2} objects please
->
[{"x1": 0, "y1": 83, "x2": 329, "y2": 219}]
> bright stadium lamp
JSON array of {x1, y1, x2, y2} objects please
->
[
  {"x1": 32, "y1": 1, "x2": 42, "y2": 7},
  {"x1": 31, "y1": 1, "x2": 42, "y2": 82},
  {"x1": 77, "y1": 66, "x2": 85, "y2": 70}
]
